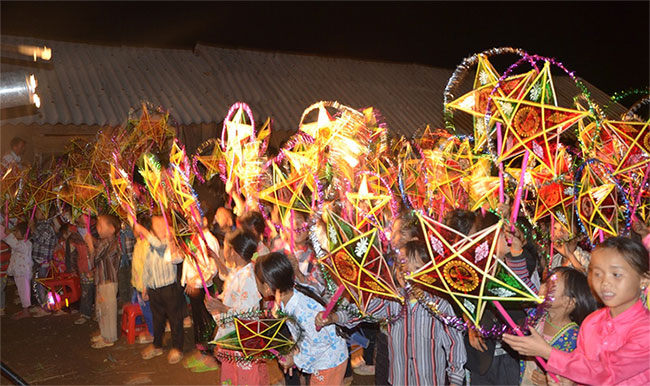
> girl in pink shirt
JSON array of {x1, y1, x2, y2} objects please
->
[{"x1": 504, "y1": 236, "x2": 650, "y2": 385}]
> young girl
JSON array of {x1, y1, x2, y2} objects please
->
[
  {"x1": 239, "y1": 210, "x2": 270, "y2": 257},
  {"x1": 84, "y1": 214, "x2": 121, "y2": 349},
  {"x1": 317, "y1": 240, "x2": 467, "y2": 386},
  {"x1": 520, "y1": 267, "x2": 598, "y2": 386},
  {"x1": 204, "y1": 229, "x2": 267, "y2": 385},
  {"x1": 181, "y1": 209, "x2": 219, "y2": 372},
  {"x1": 504, "y1": 236, "x2": 650, "y2": 385},
  {"x1": 129, "y1": 214, "x2": 153, "y2": 341},
  {"x1": 3, "y1": 223, "x2": 33, "y2": 320},
  {"x1": 254, "y1": 252, "x2": 349, "y2": 385}
]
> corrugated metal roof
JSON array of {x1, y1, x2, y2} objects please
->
[{"x1": 1, "y1": 35, "x2": 627, "y2": 136}]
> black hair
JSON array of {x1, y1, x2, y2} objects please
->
[
  {"x1": 403, "y1": 240, "x2": 428, "y2": 267},
  {"x1": 254, "y1": 252, "x2": 295, "y2": 292},
  {"x1": 593, "y1": 236, "x2": 650, "y2": 276},
  {"x1": 195, "y1": 182, "x2": 221, "y2": 228},
  {"x1": 14, "y1": 222, "x2": 28, "y2": 236},
  {"x1": 445, "y1": 209, "x2": 477, "y2": 236},
  {"x1": 200, "y1": 200, "x2": 218, "y2": 229},
  {"x1": 225, "y1": 229, "x2": 258, "y2": 262},
  {"x1": 549, "y1": 267, "x2": 598, "y2": 325},
  {"x1": 99, "y1": 214, "x2": 121, "y2": 236},
  {"x1": 57, "y1": 223, "x2": 72, "y2": 238},
  {"x1": 254, "y1": 252, "x2": 332, "y2": 311},
  {"x1": 137, "y1": 213, "x2": 152, "y2": 231},
  {"x1": 475, "y1": 210, "x2": 500, "y2": 231},
  {"x1": 10, "y1": 137, "x2": 26, "y2": 148},
  {"x1": 394, "y1": 209, "x2": 424, "y2": 245},
  {"x1": 239, "y1": 211, "x2": 266, "y2": 237}
]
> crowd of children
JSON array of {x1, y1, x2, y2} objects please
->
[{"x1": 1, "y1": 152, "x2": 650, "y2": 386}]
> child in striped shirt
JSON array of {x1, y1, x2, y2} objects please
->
[{"x1": 317, "y1": 240, "x2": 467, "y2": 386}]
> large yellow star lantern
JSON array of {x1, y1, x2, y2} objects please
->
[
  {"x1": 466, "y1": 156, "x2": 501, "y2": 211},
  {"x1": 298, "y1": 102, "x2": 336, "y2": 148},
  {"x1": 395, "y1": 137, "x2": 428, "y2": 210},
  {"x1": 25, "y1": 173, "x2": 59, "y2": 218},
  {"x1": 319, "y1": 210, "x2": 403, "y2": 316},
  {"x1": 194, "y1": 138, "x2": 226, "y2": 182},
  {"x1": 1, "y1": 167, "x2": 28, "y2": 212},
  {"x1": 425, "y1": 136, "x2": 476, "y2": 211},
  {"x1": 528, "y1": 144, "x2": 576, "y2": 231},
  {"x1": 492, "y1": 62, "x2": 591, "y2": 175},
  {"x1": 130, "y1": 103, "x2": 175, "y2": 151},
  {"x1": 345, "y1": 174, "x2": 393, "y2": 231},
  {"x1": 406, "y1": 214, "x2": 541, "y2": 327},
  {"x1": 445, "y1": 54, "x2": 536, "y2": 152},
  {"x1": 139, "y1": 153, "x2": 169, "y2": 210},
  {"x1": 300, "y1": 102, "x2": 369, "y2": 184},
  {"x1": 576, "y1": 161, "x2": 623, "y2": 243},
  {"x1": 222, "y1": 103, "x2": 256, "y2": 185},
  {"x1": 110, "y1": 164, "x2": 137, "y2": 222},
  {"x1": 580, "y1": 119, "x2": 649, "y2": 182},
  {"x1": 59, "y1": 170, "x2": 105, "y2": 218},
  {"x1": 257, "y1": 162, "x2": 315, "y2": 221},
  {"x1": 603, "y1": 119, "x2": 648, "y2": 178}
]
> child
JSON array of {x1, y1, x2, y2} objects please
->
[
  {"x1": 204, "y1": 229, "x2": 266, "y2": 385},
  {"x1": 118, "y1": 223, "x2": 135, "y2": 310},
  {"x1": 520, "y1": 267, "x2": 598, "y2": 385},
  {"x1": 551, "y1": 221, "x2": 590, "y2": 274},
  {"x1": 132, "y1": 214, "x2": 185, "y2": 364},
  {"x1": 181, "y1": 208, "x2": 220, "y2": 371},
  {"x1": 54, "y1": 223, "x2": 85, "y2": 317},
  {"x1": 317, "y1": 240, "x2": 467, "y2": 386},
  {"x1": 69, "y1": 222, "x2": 94, "y2": 325},
  {"x1": 129, "y1": 214, "x2": 154, "y2": 342},
  {"x1": 255, "y1": 252, "x2": 349, "y2": 385},
  {"x1": 84, "y1": 214, "x2": 121, "y2": 348},
  {"x1": 504, "y1": 236, "x2": 650, "y2": 385},
  {"x1": 1, "y1": 228, "x2": 10, "y2": 316},
  {"x1": 499, "y1": 217, "x2": 541, "y2": 294},
  {"x1": 239, "y1": 210, "x2": 270, "y2": 256},
  {"x1": 30, "y1": 207, "x2": 58, "y2": 317},
  {"x1": 460, "y1": 207, "x2": 534, "y2": 385},
  {"x1": 3, "y1": 223, "x2": 33, "y2": 319},
  {"x1": 212, "y1": 207, "x2": 235, "y2": 247},
  {"x1": 280, "y1": 210, "x2": 321, "y2": 290}
]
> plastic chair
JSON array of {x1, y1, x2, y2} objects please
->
[
  {"x1": 121, "y1": 303, "x2": 148, "y2": 344},
  {"x1": 40, "y1": 273, "x2": 81, "y2": 305}
]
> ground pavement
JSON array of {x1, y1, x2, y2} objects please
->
[{"x1": 1, "y1": 282, "x2": 375, "y2": 385}]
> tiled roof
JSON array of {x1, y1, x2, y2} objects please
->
[{"x1": 1, "y1": 35, "x2": 626, "y2": 137}]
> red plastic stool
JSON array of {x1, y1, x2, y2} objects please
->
[
  {"x1": 41, "y1": 273, "x2": 81, "y2": 304},
  {"x1": 121, "y1": 303, "x2": 148, "y2": 344}
]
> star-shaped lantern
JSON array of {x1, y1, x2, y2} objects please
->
[
  {"x1": 318, "y1": 210, "x2": 403, "y2": 317},
  {"x1": 406, "y1": 214, "x2": 541, "y2": 327},
  {"x1": 575, "y1": 161, "x2": 625, "y2": 243},
  {"x1": 445, "y1": 54, "x2": 536, "y2": 152},
  {"x1": 492, "y1": 62, "x2": 591, "y2": 175},
  {"x1": 212, "y1": 315, "x2": 298, "y2": 362}
]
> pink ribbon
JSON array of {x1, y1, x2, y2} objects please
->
[
  {"x1": 316, "y1": 284, "x2": 346, "y2": 332},
  {"x1": 494, "y1": 300, "x2": 559, "y2": 382}
]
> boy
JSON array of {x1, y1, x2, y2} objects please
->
[
  {"x1": 30, "y1": 207, "x2": 57, "y2": 317},
  {"x1": 3, "y1": 223, "x2": 33, "y2": 319},
  {"x1": 132, "y1": 215, "x2": 185, "y2": 364}
]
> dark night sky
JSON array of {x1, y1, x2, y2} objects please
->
[{"x1": 2, "y1": 1, "x2": 648, "y2": 96}]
